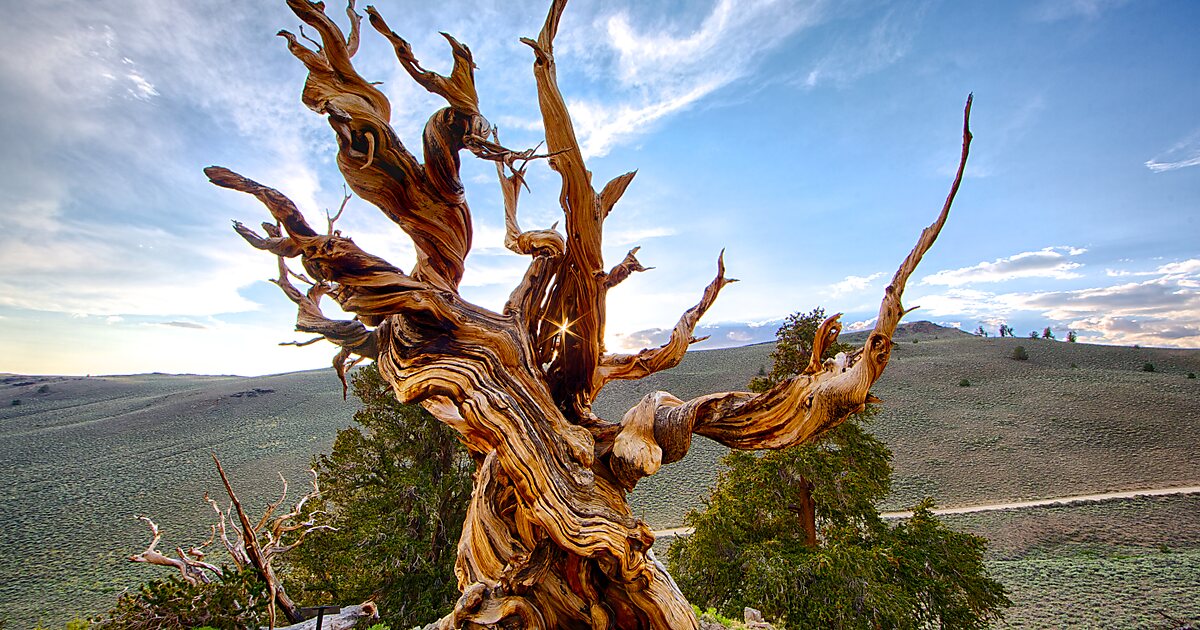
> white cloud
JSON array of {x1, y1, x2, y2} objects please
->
[
  {"x1": 826, "y1": 272, "x2": 883, "y2": 297},
  {"x1": 606, "y1": 225, "x2": 676, "y2": 246},
  {"x1": 0, "y1": 221, "x2": 266, "y2": 317},
  {"x1": 1145, "y1": 130, "x2": 1200, "y2": 173},
  {"x1": 921, "y1": 246, "x2": 1086, "y2": 286},
  {"x1": 845, "y1": 317, "x2": 876, "y2": 332},
  {"x1": 909, "y1": 258, "x2": 1200, "y2": 348}
]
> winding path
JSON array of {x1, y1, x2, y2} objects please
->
[{"x1": 652, "y1": 484, "x2": 1200, "y2": 539}]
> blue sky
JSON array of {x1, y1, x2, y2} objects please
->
[{"x1": 1, "y1": 0, "x2": 1197, "y2": 376}]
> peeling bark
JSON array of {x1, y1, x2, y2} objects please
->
[{"x1": 209, "y1": 1, "x2": 974, "y2": 626}]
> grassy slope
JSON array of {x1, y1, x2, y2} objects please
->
[
  {"x1": 2, "y1": 325, "x2": 1198, "y2": 626},
  {"x1": 942, "y1": 494, "x2": 1200, "y2": 627},
  {"x1": 0, "y1": 370, "x2": 360, "y2": 628},
  {"x1": 604, "y1": 327, "x2": 1200, "y2": 525}
]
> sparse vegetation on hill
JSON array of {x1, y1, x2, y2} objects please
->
[{"x1": 3, "y1": 324, "x2": 1200, "y2": 626}]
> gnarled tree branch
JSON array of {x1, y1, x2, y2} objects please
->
[
  {"x1": 209, "y1": 0, "x2": 976, "y2": 626},
  {"x1": 607, "y1": 95, "x2": 974, "y2": 492}
]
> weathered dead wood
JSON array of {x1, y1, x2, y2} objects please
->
[
  {"x1": 129, "y1": 516, "x2": 221, "y2": 585},
  {"x1": 130, "y1": 457, "x2": 331, "y2": 628},
  {"x1": 273, "y1": 603, "x2": 379, "y2": 630},
  {"x1": 208, "y1": 1, "x2": 974, "y2": 626}
]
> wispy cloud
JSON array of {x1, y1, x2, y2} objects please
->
[
  {"x1": 0, "y1": 1, "x2": 326, "y2": 325},
  {"x1": 826, "y1": 272, "x2": 883, "y2": 297},
  {"x1": 1145, "y1": 130, "x2": 1200, "y2": 173},
  {"x1": 606, "y1": 225, "x2": 677, "y2": 246},
  {"x1": 563, "y1": 0, "x2": 824, "y2": 157},
  {"x1": 1030, "y1": 0, "x2": 1130, "y2": 22},
  {"x1": 610, "y1": 318, "x2": 780, "y2": 353},
  {"x1": 802, "y1": 4, "x2": 925, "y2": 89},
  {"x1": 912, "y1": 258, "x2": 1200, "y2": 348},
  {"x1": 157, "y1": 320, "x2": 208, "y2": 330},
  {"x1": 921, "y1": 246, "x2": 1087, "y2": 286}
]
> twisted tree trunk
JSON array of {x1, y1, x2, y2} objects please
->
[{"x1": 208, "y1": 1, "x2": 974, "y2": 627}]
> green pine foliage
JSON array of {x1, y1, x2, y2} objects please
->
[
  {"x1": 90, "y1": 568, "x2": 268, "y2": 630},
  {"x1": 667, "y1": 308, "x2": 1010, "y2": 628},
  {"x1": 281, "y1": 363, "x2": 472, "y2": 628},
  {"x1": 748, "y1": 307, "x2": 852, "y2": 392}
]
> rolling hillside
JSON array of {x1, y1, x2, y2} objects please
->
[{"x1": 2, "y1": 323, "x2": 1198, "y2": 627}]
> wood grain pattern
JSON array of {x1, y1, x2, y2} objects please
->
[{"x1": 208, "y1": 1, "x2": 973, "y2": 626}]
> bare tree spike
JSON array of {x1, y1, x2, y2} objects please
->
[
  {"x1": 208, "y1": 1, "x2": 974, "y2": 625},
  {"x1": 132, "y1": 459, "x2": 333, "y2": 628}
]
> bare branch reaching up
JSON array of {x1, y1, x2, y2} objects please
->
[
  {"x1": 595, "y1": 253, "x2": 735, "y2": 392},
  {"x1": 603, "y1": 246, "x2": 653, "y2": 289},
  {"x1": 212, "y1": 454, "x2": 301, "y2": 626},
  {"x1": 606, "y1": 95, "x2": 975, "y2": 494},
  {"x1": 129, "y1": 516, "x2": 219, "y2": 585}
]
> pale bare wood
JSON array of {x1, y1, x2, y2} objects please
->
[
  {"x1": 208, "y1": 1, "x2": 974, "y2": 626},
  {"x1": 132, "y1": 460, "x2": 331, "y2": 628},
  {"x1": 275, "y1": 603, "x2": 379, "y2": 630},
  {"x1": 128, "y1": 516, "x2": 220, "y2": 585}
]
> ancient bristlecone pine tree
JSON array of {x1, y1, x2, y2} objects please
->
[{"x1": 207, "y1": 1, "x2": 973, "y2": 627}]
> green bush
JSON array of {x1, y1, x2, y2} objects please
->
[
  {"x1": 1011, "y1": 346, "x2": 1029, "y2": 361},
  {"x1": 1188, "y1": 372, "x2": 1196, "y2": 379},
  {"x1": 91, "y1": 568, "x2": 268, "y2": 630},
  {"x1": 958, "y1": 378, "x2": 971, "y2": 387},
  {"x1": 9, "y1": 399, "x2": 18, "y2": 406},
  {"x1": 1142, "y1": 363, "x2": 1155, "y2": 373},
  {"x1": 281, "y1": 363, "x2": 472, "y2": 629},
  {"x1": 669, "y1": 308, "x2": 1009, "y2": 629}
]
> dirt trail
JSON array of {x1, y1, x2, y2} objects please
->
[{"x1": 651, "y1": 485, "x2": 1200, "y2": 539}]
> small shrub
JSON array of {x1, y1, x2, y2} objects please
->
[
  {"x1": 692, "y1": 605, "x2": 739, "y2": 628},
  {"x1": 1142, "y1": 363, "x2": 1155, "y2": 373},
  {"x1": 958, "y1": 378, "x2": 971, "y2": 387},
  {"x1": 1067, "y1": 331, "x2": 1077, "y2": 343},
  {"x1": 1029, "y1": 331, "x2": 1039, "y2": 339},
  {"x1": 1070, "y1": 363, "x2": 1078, "y2": 369},
  {"x1": 1011, "y1": 346, "x2": 1029, "y2": 361},
  {"x1": 1042, "y1": 327, "x2": 1055, "y2": 340},
  {"x1": 1188, "y1": 372, "x2": 1196, "y2": 379},
  {"x1": 9, "y1": 399, "x2": 19, "y2": 406},
  {"x1": 92, "y1": 568, "x2": 269, "y2": 629},
  {"x1": 36, "y1": 384, "x2": 50, "y2": 394},
  {"x1": 912, "y1": 338, "x2": 919, "y2": 344}
]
